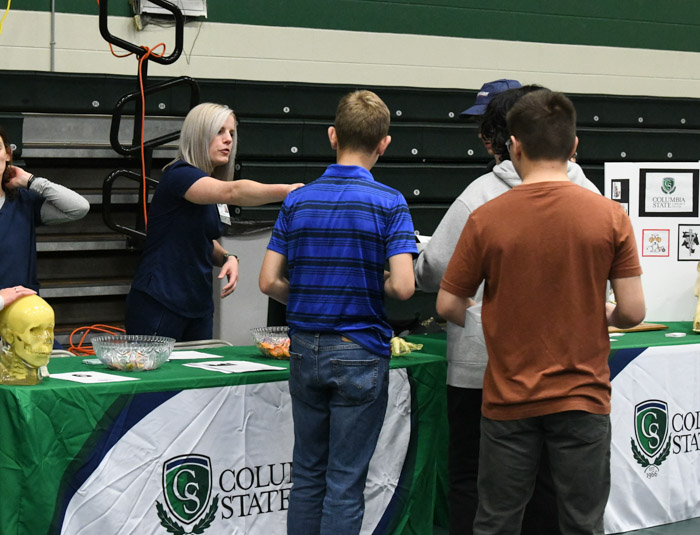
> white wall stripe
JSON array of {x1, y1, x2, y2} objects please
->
[{"x1": 2, "y1": 12, "x2": 700, "y2": 97}]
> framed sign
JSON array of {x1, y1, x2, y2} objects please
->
[
  {"x1": 678, "y1": 224, "x2": 700, "y2": 261},
  {"x1": 639, "y1": 169, "x2": 699, "y2": 217},
  {"x1": 610, "y1": 178, "x2": 630, "y2": 214},
  {"x1": 641, "y1": 229, "x2": 670, "y2": 258}
]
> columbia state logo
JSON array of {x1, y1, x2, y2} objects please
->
[
  {"x1": 661, "y1": 177, "x2": 676, "y2": 194},
  {"x1": 631, "y1": 400, "x2": 672, "y2": 478},
  {"x1": 156, "y1": 454, "x2": 220, "y2": 534}
]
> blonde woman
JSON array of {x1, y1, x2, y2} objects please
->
[{"x1": 126, "y1": 103, "x2": 302, "y2": 341}]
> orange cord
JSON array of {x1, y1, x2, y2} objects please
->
[
  {"x1": 97, "y1": 0, "x2": 167, "y2": 228},
  {"x1": 97, "y1": 2, "x2": 131, "y2": 58},
  {"x1": 137, "y1": 43, "x2": 167, "y2": 226},
  {"x1": 68, "y1": 324, "x2": 126, "y2": 355},
  {"x1": 61, "y1": 5, "x2": 169, "y2": 354},
  {"x1": 108, "y1": 42, "x2": 133, "y2": 58}
]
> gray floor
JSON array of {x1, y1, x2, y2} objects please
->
[
  {"x1": 616, "y1": 517, "x2": 700, "y2": 534},
  {"x1": 433, "y1": 516, "x2": 700, "y2": 534}
]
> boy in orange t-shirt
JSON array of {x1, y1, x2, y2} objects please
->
[{"x1": 437, "y1": 90, "x2": 645, "y2": 534}]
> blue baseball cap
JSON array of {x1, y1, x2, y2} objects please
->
[{"x1": 460, "y1": 79, "x2": 522, "y2": 117}]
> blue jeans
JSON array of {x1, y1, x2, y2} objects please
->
[{"x1": 286, "y1": 332, "x2": 390, "y2": 535}]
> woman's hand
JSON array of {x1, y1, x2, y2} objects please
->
[
  {"x1": 218, "y1": 256, "x2": 239, "y2": 298},
  {"x1": 0, "y1": 286, "x2": 36, "y2": 309},
  {"x1": 3, "y1": 165, "x2": 33, "y2": 189}
]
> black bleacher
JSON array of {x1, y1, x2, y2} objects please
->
[{"x1": 3, "y1": 69, "x2": 700, "y2": 332}]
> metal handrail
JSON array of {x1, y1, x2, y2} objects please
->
[
  {"x1": 102, "y1": 169, "x2": 160, "y2": 242},
  {"x1": 98, "y1": 0, "x2": 184, "y2": 65},
  {"x1": 99, "y1": 0, "x2": 200, "y2": 240},
  {"x1": 109, "y1": 76, "x2": 199, "y2": 156}
]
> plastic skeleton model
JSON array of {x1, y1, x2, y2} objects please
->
[{"x1": 0, "y1": 295, "x2": 54, "y2": 385}]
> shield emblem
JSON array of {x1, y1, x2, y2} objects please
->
[
  {"x1": 661, "y1": 177, "x2": 676, "y2": 194},
  {"x1": 635, "y1": 400, "x2": 669, "y2": 458},
  {"x1": 163, "y1": 454, "x2": 213, "y2": 525}
]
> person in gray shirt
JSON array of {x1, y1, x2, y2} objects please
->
[{"x1": 415, "y1": 86, "x2": 600, "y2": 535}]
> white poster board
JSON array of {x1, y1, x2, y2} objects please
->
[{"x1": 605, "y1": 163, "x2": 700, "y2": 321}]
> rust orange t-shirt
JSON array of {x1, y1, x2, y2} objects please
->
[{"x1": 441, "y1": 181, "x2": 642, "y2": 420}]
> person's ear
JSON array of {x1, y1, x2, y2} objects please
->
[
  {"x1": 328, "y1": 126, "x2": 338, "y2": 150},
  {"x1": 510, "y1": 136, "x2": 522, "y2": 159},
  {"x1": 376, "y1": 135, "x2": 391, "y2": 156},
  {"x1": 570, "y1": 136, "x2": 579, "y2": 160}
]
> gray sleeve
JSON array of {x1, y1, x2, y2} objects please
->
[
  {"x1": 32, "y1": 177, "x2": 90, "y2": 225},
  {"x1": 567, "y1": 161, "x2": 601, "y2": 195},
  {"x1": 414, "y1": 197, "x2": 471, "y2": 292},
  {"x1": 584, "y1": 178, "x2": 602, "y2": 195}
]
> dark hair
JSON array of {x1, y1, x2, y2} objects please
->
[
  {"x1": 479, "y1": 85, "x2": 544, "y2": 161},
  {"x1": 506, "y1": 90, "x2": 577, "y2": 162},
  {"x1": 334, "y1": 90, "x2": 390, "y2": 153},
  {"x1": 0, "y1": 127, "x2": 17, "y2": 201}
]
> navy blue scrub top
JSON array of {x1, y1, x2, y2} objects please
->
[
  {"x1": 0, "y1": 189, "x2": 44, "y2": 291},
  {"x1": 130, "y1": 161, "x2": 224, "y2": 318}
]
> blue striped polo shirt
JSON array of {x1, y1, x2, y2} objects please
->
[{"x1": 267, "y1": 164, "x2": 418, "y2": 357}]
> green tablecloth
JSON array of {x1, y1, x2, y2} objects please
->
[
  {"x1": 610, "y1": 321, "x2": 700, "y2": 349},
  {"x1": 405, "y1": 333, "x2": 449, "y2": 528},
  {"x1": 406, "y1": 322, "x2": 700, "y2": 352},
  {"x1": 0, "y1": 346, "x2": 447, "y2": 535},
  {"x1": 408, "y1": 322, "x2": 700, "y2": 532}
]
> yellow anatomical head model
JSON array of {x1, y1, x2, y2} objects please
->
[{"x1": 0, "y1": 295, "x2": 54, "y2": 384}]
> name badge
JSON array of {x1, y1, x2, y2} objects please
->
[{"x1": 217, "y1": 203, "x2": 231, "y2": 225}]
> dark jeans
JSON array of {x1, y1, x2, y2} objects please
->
[
  {"x1": 124, "y1": 289, "x2": 213, "y2": 342},
  {"x1": 474, "y1": 411, "x2": 611, "y2": 535},
  {"x1": 447, "y1": 386, "x2": 562, "y2": 535}
]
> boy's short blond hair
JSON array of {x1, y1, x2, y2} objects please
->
[{"x1": 334, "y1": 90, "x2": 390, "y2": 154}]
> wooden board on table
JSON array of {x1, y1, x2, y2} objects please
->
[{"x1": 608, "y1": 322, "x2": 668, "y2": 333}]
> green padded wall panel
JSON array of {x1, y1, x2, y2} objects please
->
[{"x1": 18, "y1": 1, "x2": 700, "y2": 53}]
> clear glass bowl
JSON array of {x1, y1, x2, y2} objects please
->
[
  {"x1": 92, "y1": 334, "x2": 175, "y2": 371},
  {"x1": 250, "y1": 326, "x2": 290, "y2": 359}
]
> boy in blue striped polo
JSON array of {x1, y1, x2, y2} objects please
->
[{"x1": 259, "y1": 90, "x2": 418, "y2": 535}]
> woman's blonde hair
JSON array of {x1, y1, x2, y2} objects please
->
[{"x1": 177, "y1": 102, "x2": 238, "y2": 180}]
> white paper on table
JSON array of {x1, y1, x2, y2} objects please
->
[
  {"x1": 51, "y1": 371, "x2": 141, "y2": 383},
  {"x1": 182, "y1": 360, "x2": 285, "y2": 374},
  {"x1": 168, "y1": 350, "x2": 220, "y2": 360}
]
